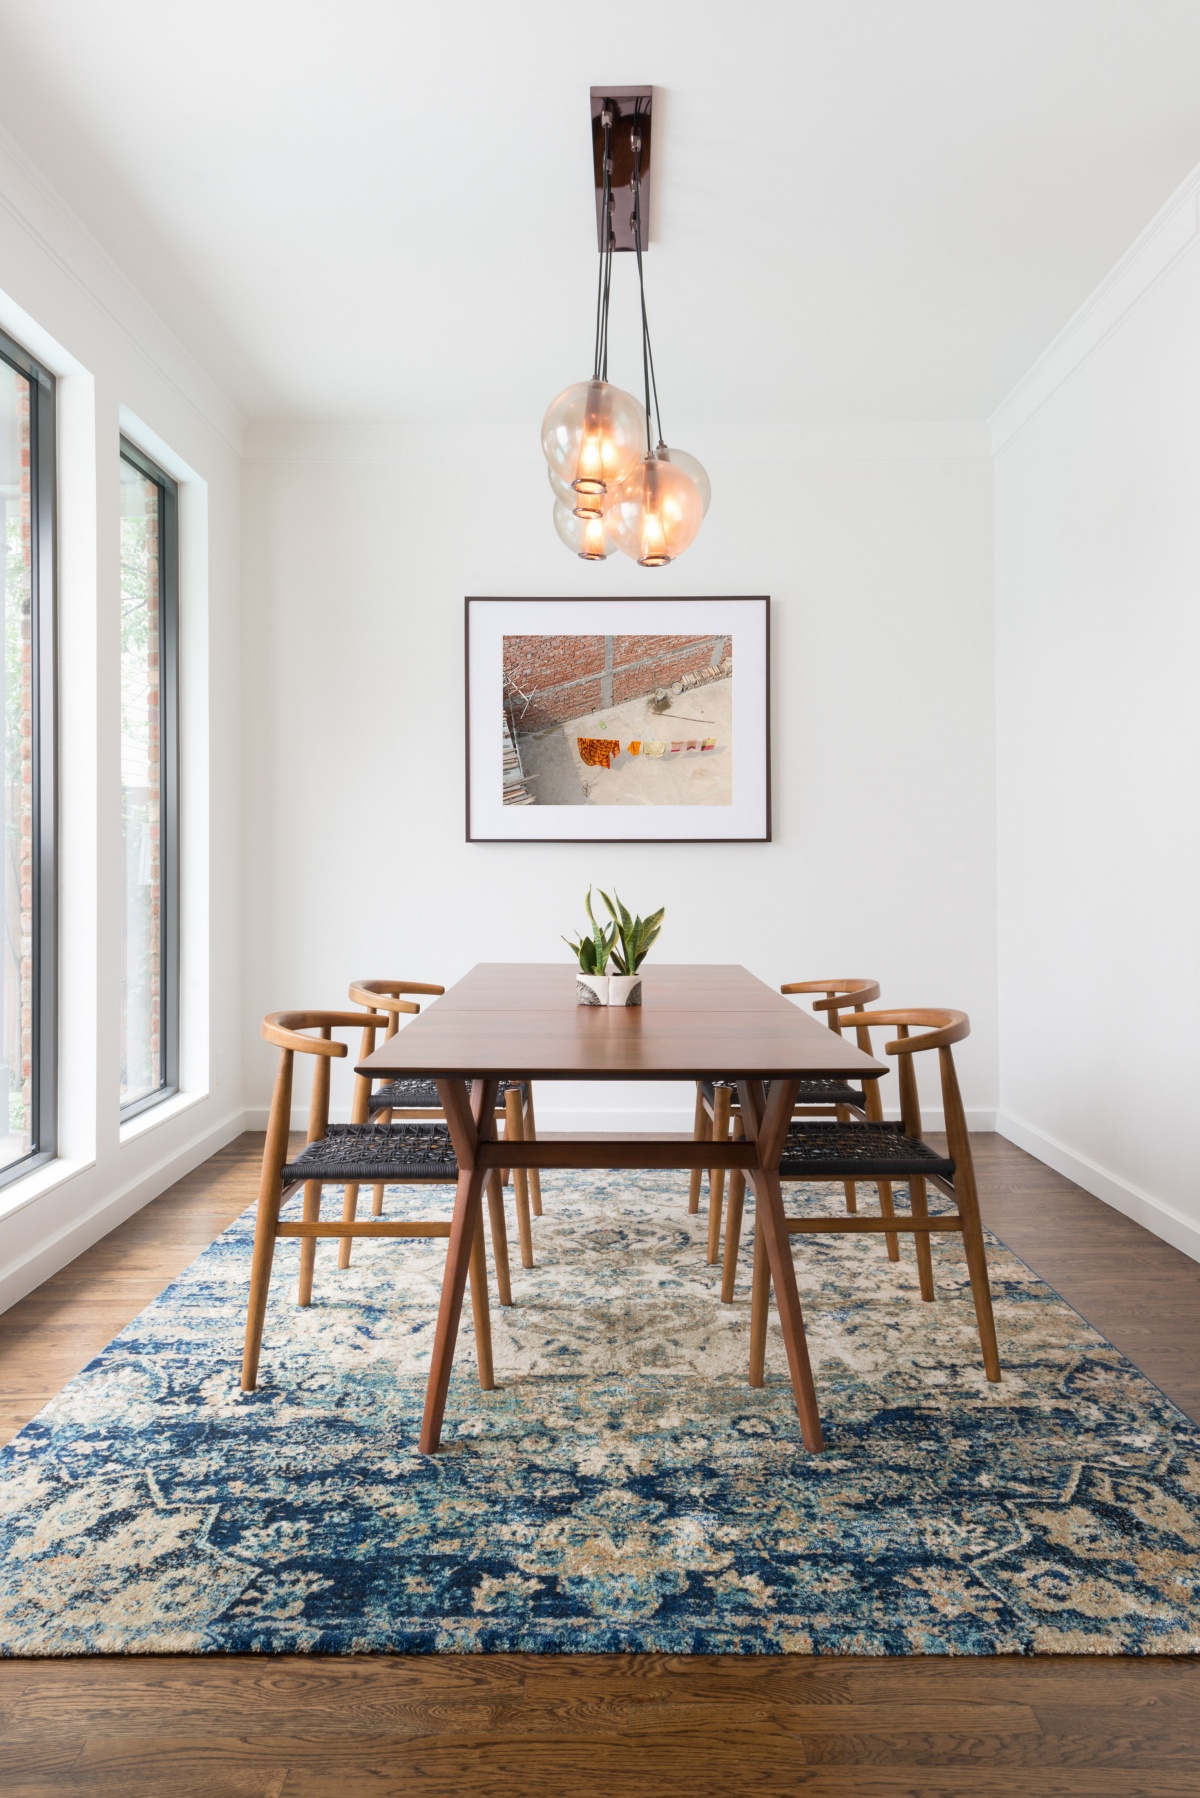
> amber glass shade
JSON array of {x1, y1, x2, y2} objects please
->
[
  {"x1": 603, "y1": 455, "x2": 703, "y2": 566},
  {"x1": 541, "y1": 379, "x2": 647, "y2": 496},
  {"x1": 658, "y1": 445, "x2": 711, "y2": 516},
  {"x1": 552, "y1": 501, "x2": 616, "y2": 560}
]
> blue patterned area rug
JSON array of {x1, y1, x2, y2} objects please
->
[{"x1": 1, "y1": 1170, "x2": 1199, "y2": 1657}]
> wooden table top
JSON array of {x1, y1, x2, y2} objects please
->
[
  {"x1": 429, "y1": 963, "x2": 794, "y2": 1014},
  {"x1": 358, "y1": 963, "x2": 888, "y2": 1083}
]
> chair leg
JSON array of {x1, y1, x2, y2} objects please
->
[
  {"x1": 706, "y1": 1085, "x2": 732, "y2": 1264},
  {"x1": 242, "y1": 1175, "x2": 286, "y2": 1391},
  {"x1": 524, "y1": 1088, "x2": 543, "y2": 1217},
  {"x1": 721, "y1": 1166, "x2": 746, "y2": 1303},
  {"x1": 748, "y1": 1210, "x2": 771, "y2": 1387},
  {"x1": 955, "y1": 1170, "x2": 1002, "y2": 1383},
  {"x1": 688, "y1": 1086, "x2": 711, "y2": 1214},
  {"x1": 370, "y1": 1106, "x2": 392, "y2": 1220},
  {"x1": 909, "y1": 1175, "x2": 935, "y2": 1301},
  {"x1": 505, "y1": 1087, "x2": 534, "y2": 1269},
  {"x1": 298, "y1": 1180, "x2": 321, "y2": 1305},
  {"x1": 836, "y1": 1105, "x2": 858, "y2": 1214},
  {"x1": 467, "y1": 1206, "x2": 495, "y2": 1391},
  {"x1": 486, "y1": 1167, "x2": 513, "y2": 1307},
  {"x1": 877, "y1": 1178, "x2": 901, "y2": 1262},
  {"x1": 338, "y1": 1183, "x2": 361, "y2": 1271}
]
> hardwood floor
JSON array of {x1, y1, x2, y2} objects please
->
[{"x1": 0, "y1": 1131, "x2": 1198, "y2": 1796}]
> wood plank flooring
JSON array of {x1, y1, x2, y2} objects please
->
[{"x1": 0, "y1": 1130, "x2": 1198, "y2": 1796}]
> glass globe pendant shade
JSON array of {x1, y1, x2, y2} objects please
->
[
  {"x1": 547, "y1": 463, "x2": 604, "y2": 521},
  {"x1": 657, "y1": 445, "x2": 711, "y2": 516},
  {"x1": 552, "y1": 500, "x2": 616, "y2": 561},
  {"x1": 541, "y1": 379, "x2": 647, "y2": 497},
  {"x1": 603, "y1": 455, "x2": 703, "y2": 567}
]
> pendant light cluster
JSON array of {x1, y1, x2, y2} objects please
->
[{"x1": 541, "y1": 95, "x2": 710, "y2": 566}]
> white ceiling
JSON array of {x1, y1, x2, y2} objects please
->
[{"x1": 3, "y1": 0, "x2": 1200, "y2": 429}]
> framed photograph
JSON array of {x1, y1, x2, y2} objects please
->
[{"x1": 465, "y1": 596, "x2": 770, "y2": 842}]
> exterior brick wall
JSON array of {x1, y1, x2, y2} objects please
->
[
  {"x1": 503, "y1": 635, "x2": 604, "y2": 696},
  {"x1": 504, "y1": 633, "x2": 730, "y2": 731},
  {"x1": 612, "y1": 641, "x2": 721, "y2": 706}
]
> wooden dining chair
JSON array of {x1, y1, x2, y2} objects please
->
[
  {"x1": 690, "y1": 978, "x2": 885, "y2": 1270},
  {"x1": 345, "y1": 980, "x2": 543, "y2": 1271},
  {"x1": 724, "y1": 1009, "x2": 1000, "y2": 1389},
  {"x1": 241, "y1": 1010, "x2": 511, "y2": 1395}
]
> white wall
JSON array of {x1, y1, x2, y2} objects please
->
[
  {"x1": 993, "y1": 170, "x2": 1200, "y2": 1260},
  {"x1": 241, "y1": 422, "x2": 998, "y2": 1132},
  {"x1": 0, "y1": 126, "x2": 244, "y2": 1309}
]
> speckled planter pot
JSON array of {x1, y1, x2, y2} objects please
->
[
  {"x1": 607, "y1": 974, "x2": 644, "y2": 1007},
  {"x1": 576, "y1": 973, "x2": 609, "y2": 1006}
]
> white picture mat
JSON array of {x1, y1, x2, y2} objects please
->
[{"x1": 466, "y1": 597, "x2": 769, "y2": 841}]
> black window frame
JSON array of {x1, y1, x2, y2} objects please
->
[
  {"x1": 118, "y1": 437, "x2": 179, "y2": 1122},
  {"x1": 0, "y1": 327, "x2": 57, "y2": 1188}
]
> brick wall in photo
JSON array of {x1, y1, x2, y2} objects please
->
[{"x1": 504, "y1": 633, "x2": 730, "y2": 730}]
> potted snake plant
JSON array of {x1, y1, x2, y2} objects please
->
[
  {"x1": 598, "y1": 889, "x2": 664, "y2": 1007},
  {"x1": 564, "y1": 889, "x2": 617, "y2": 1005}
]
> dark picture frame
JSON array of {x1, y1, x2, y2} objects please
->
[{"x1": 465, "y1": 596, "x2": 771, "y2": 843}]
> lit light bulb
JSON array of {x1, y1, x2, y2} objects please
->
[
  {"x1": 547, "y1": 464, "x2": 605, "y2": 520},
  {"x1": 639, "y1": 501, "x2": 668, "y2": 567},
  {"x1": 541, "y1": 380, "x2": 647, "y2": 499},
  {"x1": 575, "y1": 418, "x2": 606, "y2": 494},
  {"x1": 603, "y1": 454, "x2": 704, "y2": 566},
  {"x1": 552, "y1": 500, "x2": 616, "y2": 560},
  {"x1": 656, "y1": 444, "x2": 711, "y2": 516},
  {"x1": 580, "y1": 514, "x2": 610, "y2": 559}
]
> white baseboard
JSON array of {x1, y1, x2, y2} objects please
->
[
  {"x1": 248, "y1": 1104, "x2": 998, "y2": 1134},
  {"x1": 0, "y1": 1107, "x2": 248, "y2": 1316},
  {"x1": 996, "y1": 1109, "x2": 1200, "y2": 1266}
]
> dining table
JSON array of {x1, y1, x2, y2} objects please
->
[{"x1": 357, "y1": 962, "x2": 888, "y2": 1454}]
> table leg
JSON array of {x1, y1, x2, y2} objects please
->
[
  {"x1": 688, "y1": 1086, "x2": 710, "y2": 1214},
  {"x1": 748, "y1": 1208, "x2": 770, "y2": 1384},
  {"x1": 706, "y1": 1083, "x2": 732, "y2": 1264},
  {"x1": 505, "y1": 1086, "x2": 535, "y2": 1268},
  {"x1": 524, "y1": 1086, "x2": 543, "y2": 1218},
  {"x1": 485, "y1": 1166, "x2": 512, "y2": 1307},
  {"x1": 468, "y1": 1206, "x2": 495, "y2": 1390},
  {"x1": 739, "y1": 1077, "x2": 825, "y2": 1453},
  {"x1": 420, "y1": 1077, "x2": 500, "y2": 1453}
]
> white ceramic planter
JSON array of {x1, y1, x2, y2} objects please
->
[
  {"x1": 607, "y1": 973, "x2": 644, "y2": 1007},
  {"x1": 576, "y1": 972, "x2": 609, "y2": 1006}
]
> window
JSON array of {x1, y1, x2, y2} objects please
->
[
  {"x1": 119, "y1": 441, "x2": 178, "y2": 1117},
  {"x1": 0, "y1": 330, "x2": 55, "y2": 1184}
]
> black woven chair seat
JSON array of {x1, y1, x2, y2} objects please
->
[
  {"x1": 777, "y1": 1121, "x2": 954, "y2": 1181},
  {"x1": 282, "y1": 1123, "x2": 459, "y2": 1183},
  {"x1": 701, "y1": 1077, "x2": 867, "y2": 1111},
  {"x1": 368, "y1": 1076, "x2": 526, "y2": 1116}
]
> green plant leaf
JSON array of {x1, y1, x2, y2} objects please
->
[{"x1": 583, "y1": 892, "x2": 663, "y2": 972}]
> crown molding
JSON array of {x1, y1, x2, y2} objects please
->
[
  {"x1": 0, "y1": 122, "x2": 244, "y2": 458},
  {"x1": 990, "y1": 161, "x2": 1200, "y2": 455}
]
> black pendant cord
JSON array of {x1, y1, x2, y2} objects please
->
[
  {"x1": 631, "y1": 116, "x2": 664, "y2": 454},
  {"x1": 599, "y1": 216, "x2": 613, "y2": 380},
  {"x1": 592, "y1": 111, "x2": 614, "y2": 382}
]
